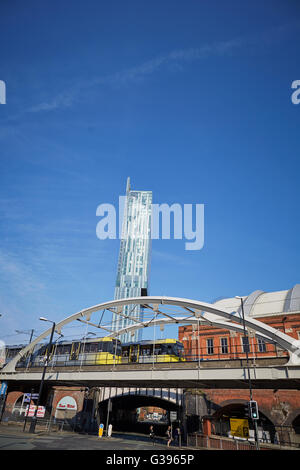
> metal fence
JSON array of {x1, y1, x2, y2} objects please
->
[
  {"x1": 0, "y1": 410, "x2": 83, "y2": 433},
  {"x1": 187, "y1": 431, "x2": 300, "y2": 450},
  {"x1": 13, "y1": 342, "x2": 288, "y2": 370},
  {"x1": 187, "y1": 424, "x2": 300, "y2": 450},
  {"x1": 182, "y1": 343, "x2": 288, "y2": 362}
]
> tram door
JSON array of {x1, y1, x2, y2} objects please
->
[
  {"x1": 70, "y1": 341, "x2": 81, "y2": 361},
  {"x1": 129, "y1": 345, "x2": 139, "y2": 363}
]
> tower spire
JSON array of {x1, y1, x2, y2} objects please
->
[{"x1": 126, "y1": 177, "x2": 131, "y2": 194}]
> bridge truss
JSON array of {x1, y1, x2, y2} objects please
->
[{"x1": 2, "y1": 295, "x2": 300, "y2": 373}]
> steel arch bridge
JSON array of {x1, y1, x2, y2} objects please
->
[{"x1": 2, "y1": 295, "x2": 300, "y2": 373}]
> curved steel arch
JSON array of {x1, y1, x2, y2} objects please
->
[{"x1": 3, "y1": 296, "x2": 300, "y2": 372}]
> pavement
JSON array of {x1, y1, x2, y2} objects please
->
[{"x1": 0, "y1": 424, "x2": 178, "y2": 451}]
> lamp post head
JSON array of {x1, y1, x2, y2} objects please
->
[{"x1": 39, "y1": 317, "x2": 48, "y2": 322}]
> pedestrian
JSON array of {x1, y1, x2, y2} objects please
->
[
  {"x1": 173, "y1": 427, "x2": 180, "y2": 446},
  {"x1": 166, "y1": 425, "x2": 172, "y2": 447},
  {"x1": 149, "y1": 425, "x2": 155, "y2": 445}
]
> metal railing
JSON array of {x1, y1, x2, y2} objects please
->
[
  {"x1": 187, "y1": 425, "x2": 300, "y2": 450},
  {"x1": 0, "y1": 409, "x2": 82, "y2": 434},
  {"x1": 182, "y1": 342, "x2": 287, "y2": 362},
  {"x1": 13, "y1": 342, "x2": 288, "y2": 370}
]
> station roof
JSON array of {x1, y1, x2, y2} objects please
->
[{"x1": 212, "y1": 284, "x2": 300, "y2": 318}]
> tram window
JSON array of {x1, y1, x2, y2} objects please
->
[
  {"x1": 91, "y1": 343, "x2": 100, "y2": 353},
  {"x1": 97, "y1": 342, "x2": 114, "y2": 353},
  {"x1": 56, "y1": 345, "x2": 68, "y2": 355},
  {"x1": 112, "y1": 340, "x2": 122, "y2": 355},
  {"x1": 161, "y1": 344, "x2": 174, "y2": 355},
  {"x1": 6, "y1": 349, "x2": 20, "y2": 359},
  {"x1": 83, "y1": 343, "x2": 97, "y2": 353}
]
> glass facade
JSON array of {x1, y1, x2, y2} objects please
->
[{"x1": 112, "y1": 177, "x2": 152, "y2": 343}]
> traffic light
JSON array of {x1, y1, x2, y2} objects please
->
[
  {"x1": 244, "y1": 401, "x2": 250, "y2": 418},
  {"x1": 249, "y1": 400, "x2": 259, "y2": 420}
]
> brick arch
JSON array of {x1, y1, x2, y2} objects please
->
[
  {"x1": 284, "y1": 408, "x2": 300, "y2": 426},
  {"x1": 218, "y1": 398, "x2": 247, "y2": 408},
  {"x1": 52, "y1": 393, "x2": 79, "y2": 412},
  {"x1": 51, "y1": 387, "x2": 85, "y2": 416},
  {"x1": 6, "y1": 391, "x2": 24, "y2": 409},
  {"x1": 4, "y1": 391, "x2": 35, "y2": 416},
  {"x1": 213, "y1": 398, "x2": 276, "y2": 426}
]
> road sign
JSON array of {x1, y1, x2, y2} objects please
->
[
  {"x1": 230, "y1": 418, "x2": 249, "y2": 439},
  {"x1": 170, "y1": 411, "x2": 177, "y2": 422},
  {"x1": 98, "y1": 423, "x2": 104, "y2": 438},
  {"x1": 0, "y1": 382, "x2": 7, "y2": 396},
  {"x1": 25, "y1": 405, "x2": 45, "y2": 417},
  {"x1": 24, "y1": 393, "x2": 39, "y2": 403}
]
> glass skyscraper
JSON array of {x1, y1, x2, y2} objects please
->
[{"x1": 112, "y1": 177, "x2": 152, "y2": 343}]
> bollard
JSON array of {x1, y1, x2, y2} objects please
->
[{"x1": 98, "y1": 423, "x2": 104, "y2": 438}]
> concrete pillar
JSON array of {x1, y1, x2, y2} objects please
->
[{"x1": 275, "y1": 425, "x2": 293, "y2": 447}]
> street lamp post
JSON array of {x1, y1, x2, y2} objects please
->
[
  {"x1": 28, "y1": 317, "x2": 56, "y2": 434},
  {"x1": 236, "y1": 296, "x2": 260, "y2": 450}
]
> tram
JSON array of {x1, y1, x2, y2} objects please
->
[
  {"x1": 121, "y1": 339, "x2": 185, "y2": 363},
  {"x1": 6, "y1": 337, "x2": 185, "y2": 368},
  {"x1": 16, "y1": 337, "x2": 122, "y2": 367}
]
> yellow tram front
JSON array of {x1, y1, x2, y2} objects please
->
[{"x1": 69, "y1": 337, "x2": 122, "y2": 365}]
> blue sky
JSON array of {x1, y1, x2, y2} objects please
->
[{"x1": 0, "y1": 1, "x2": 300, "y2": 344}]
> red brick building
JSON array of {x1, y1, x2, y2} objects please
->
[
  {"x1": 178, "y1": 286, "x2": 300, "y2": 447},
  {"x1": 179, "y1": 286, "x2": 300, "y2": 362}
]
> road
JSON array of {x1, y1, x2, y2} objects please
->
[{"x1": 0, "y1": 425, "x2": 172, "y2": 450}]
